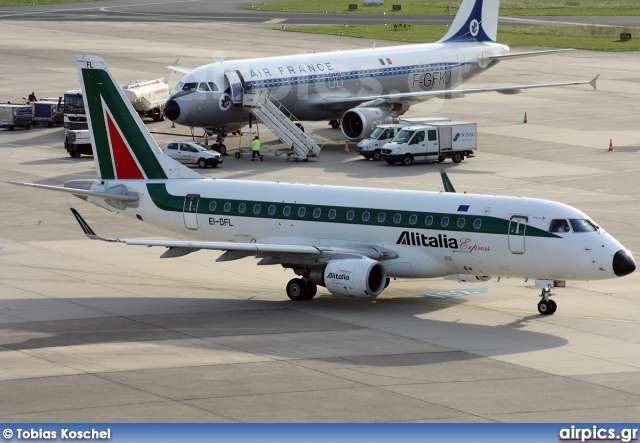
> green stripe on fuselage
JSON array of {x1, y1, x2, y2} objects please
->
[
  {"x1": 147, "y1": 183, "x2": 559, "y2": 238},
  {"x1": 81, "y1": 69, "x2": 167, "y2": 180}
]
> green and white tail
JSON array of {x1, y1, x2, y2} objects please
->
[{"x1": 76, "y1": 55, "x2": 201, "y2": 180}]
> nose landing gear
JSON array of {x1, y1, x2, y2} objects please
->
[{"x1": 537, "y1": 287, "x2": 557, "y2": 315}]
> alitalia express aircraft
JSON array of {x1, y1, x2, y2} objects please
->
[
  {"x1": 9, "y1": 55, "x2": 636, "y2": 315},
  {"x1": 163, "y1": 0, "x2": 598, "y2": 140}
]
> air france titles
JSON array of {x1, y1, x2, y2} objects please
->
[
  {"x1": 249, "y1": 62, "x2": 335, "y2": 79},
  {"x1": 412, "y1": 70, "x2": 452, "y2": 90}
]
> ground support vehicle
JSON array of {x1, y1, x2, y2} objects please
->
[
  {"x1": 65, "y1": 129, "x2": 92, "y2": 158},
  {"x1": 33, "y1": 100, "x2": 64, "y2": 127},
  {"x1": 122, "y1": 78, "x2": 170, "y2": 121},
  {"x1": 162, "y1": 141, "x2": 223, "y2": 168},
  {"x1": 0, "y1": 104, "x2": 33, "y2": 130},
  {"x1": 356, "y1": 117, "x2": 451, "y2": 161},
  {"x1": 381, "y1": 122, "x2": 477, "y2": 166}
]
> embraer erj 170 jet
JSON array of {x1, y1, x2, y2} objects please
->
[
  {"x1": 10, "y1": 55, "x2": 635, "y2": 315},
  {"x1": 163, "y1": 0, "x2": 598, "y2": 141}
]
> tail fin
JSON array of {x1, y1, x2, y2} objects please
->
[
  {"x1": 440, "y1": 168, "x2": 456, "y2": 193},
  {"x1": 76, "y1": 55, "x2": 201, "y2": 180},
  {"x1": 438, "y1": 0, "x2": 499, "y2": 43}
]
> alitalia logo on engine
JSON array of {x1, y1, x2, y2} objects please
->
[
  {"x1": 397, "y1": 231, "x2": 459, "y2": 249},
  {"x1": 327, "y1": 273, "x2": 350, "y2": 280}
]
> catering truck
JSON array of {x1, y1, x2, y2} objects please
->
[
  {"x1": 356, "y1": 117, "x2": 450, "y2": 161},
  {"x1": 64, "y1": 129, "x2": 92, "y2": 158},
  {"x1": 381, "y1": 122, "x2": 477, "y2": 166}
]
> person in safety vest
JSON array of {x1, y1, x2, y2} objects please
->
[{"x1": 251, "y1": 136, "x2": 263, "y2": 161}]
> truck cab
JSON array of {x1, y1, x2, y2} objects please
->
[{"x1": 356, "y1": 124, "x2": 404, "y2": 161}]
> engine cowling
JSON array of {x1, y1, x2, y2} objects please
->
[
  {"x1": 309, "y1": 258, "x2": 387, "y2": 298},
  {"x1": 444, "y1": 274, "x2": 492, "y2": 283},
  {"x1": 340, "y1": 107, "x2": 394, "y2": 141}
]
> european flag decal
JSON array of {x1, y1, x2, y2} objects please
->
[{"x1": 457, "y1": 205, "x2": 470, "y2": 212}]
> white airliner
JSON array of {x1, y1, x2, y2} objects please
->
[
  {"x1": 9, "y1": 55, "x2": 635, "y2": 315},
  {"x1": 163, "y1": 0, "x2": 598, "y2": 140}
]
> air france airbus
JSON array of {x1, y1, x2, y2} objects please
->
[
  {"x1": 163, "y1": 0, "x2": 598, "y2": 141},
  {"x1": 9, "y1": 55, "x2": 635, "y2": 315}
]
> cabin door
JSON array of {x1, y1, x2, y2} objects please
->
[
  {"x1": 508, "y1": 216, "x2": 527, "y2": 254},
  {"x1": 183, "y1": 194, "x2": 200, "y2": 230},
  {"x1": 224, "y1": 70, "x2": 246, "y2": 105}
]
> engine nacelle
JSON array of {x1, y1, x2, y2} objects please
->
[
  {"x1": 340, "y1": 107, "x2": 394, "y2": 141},
  {"x1": 309, "y1": 258, "x2": 387, "y2": 298},
  {"x1": 444, "y1": 274, "x2": 492, "y2": 283}
]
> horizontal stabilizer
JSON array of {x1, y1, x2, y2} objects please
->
[{"x1": 8, "y1": 181, "x2": 139, "y2": 202}]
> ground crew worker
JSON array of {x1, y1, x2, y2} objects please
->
[{"x1": 251, "y1": 135, "x2": 263, "y2": 161}]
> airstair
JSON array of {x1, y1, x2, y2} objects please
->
[{"x1": 243, "y1": 90, "x2": 322, "y2": 161}]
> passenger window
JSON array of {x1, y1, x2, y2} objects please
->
[
  {"x1": 441, "y1": 217, "x2": 449, "y2": 227},
  {"x1": 283, "y1": 206, "x2": 291, "y2": 216},
  {"x1": 328, "y1": 209, "x2": 337, "y2": 220},
  {"x1": 549, "y1": 219, "x2": 571, "y2": 233},
  {"x1": 377, "y1": 212, "x2": 386, "y2": 223},
  {"x1": 298, "y1": 207, "x2": 306, "y2": 217},
  {"x1": 166, "y1": 143, "x2": 178, "y2": 150},
  {"x1": 223, "y1": 202, "x2": 231, "y2": 212},
  {"x1": 268, "y1": 205, "x2": 276, "y2": 215},
  {"x1": 428, "y1": 130, "x2": 437, "y2": 141},
  {"x1": 313, "y1": 208, "x2": 321, "y2": 219},
  {"x1": 425, "y1": 215, "x2": 433, "y2": 226},
  {"x1": 393, "y1": 213, "x2": 401, "y2": 224},
  {"x1": 253, "y1": 204, "x2": 261, "y2": 214},
  {"x1": 238, "y1": 203, "x2": 246, "y2": 213},
  {"x1": 457, "y1": 218, "x2": 465, "y2": 228},
  {"x1": 362, "y1": 211, "x2": 370, "y2": 222},
  {"x1": 209, "y1": 201, "x2": 217, "y2": 212},
  {"x1": 346, "y1": 210, "x2": 355, "y2": 221},
  {"x1": 409, "y1": 214, "x2": 417, "y2": 225},
  {"x1": 473, "y1": 219, "x2": 482, "y2": 229}
]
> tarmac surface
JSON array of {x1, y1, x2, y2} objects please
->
[{"x1": 1, "y1": 10, "x2": 640, "y2": 423}]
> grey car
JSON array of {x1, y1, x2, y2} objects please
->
[{"x1": 162, "y1": 141, "x2": 223, "y2": 168}]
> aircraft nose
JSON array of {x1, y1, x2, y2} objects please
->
[
  {"x1": 613, "y1": 249, "x2": 636, "y2": 277},
  {"x1": 163, "y1": 99, "x2": 181, "y2": 121}
]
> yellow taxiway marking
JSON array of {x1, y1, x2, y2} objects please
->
[{"x1": 264, "y1": 18, "x2": 287, "y2": 24}]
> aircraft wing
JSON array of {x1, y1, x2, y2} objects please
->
[
  {"x1": 166, "y1": 58, "x2": 192, "y2": 75},
  {"x1": 8, "y1": 181, "x2": 139, "y2": 202},
  {"x1": 68, "y1": 205, "x2": 398, "y2": 262},
  {"x1": 321, "y1": 75, "x2": 598, "y2": 110}
]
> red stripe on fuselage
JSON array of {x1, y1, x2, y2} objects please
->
[{"x1": 106, "y1": 113, "x2": 144, "y2": 179}]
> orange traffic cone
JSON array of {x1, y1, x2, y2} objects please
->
[
  {"x1": 204, "y1": 134, "x2": 209, "y2": 146},
  {"x1": 523, "y1": 112, "x2": 528, "y2": 124},
  {"x1": 609, "y1": 139, "x2": 614, "y2": 152},
  {"x1": 344, "y1": 142, "x2": 350, "y2": 154},
  {"x1": 171, "y1": 122, "x2": 175, "y2": 128}
]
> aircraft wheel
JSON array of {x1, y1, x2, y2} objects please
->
[
  {"x1": 537, "y1": 300, "x2": 553, "y2": 315},
  {"x1": 304, "y1": 280, "x2": 317, "y2": 299},
  {"x1": 197, "y1": 158, "x2": 208, "y2": 168},
  {"x1": 401, "y1": 154, "x2": 413, "y2": 166},
  {"x1": 218, "y1": 144, "x2": 227, "y2": 155},
  {"x1": 548, "y1": 299, "x2": 557, "y2": 314},
  {"x1": 372, "y1": 150, "x2": 382, "y2": 161},
  {"x1": 452, "y1": 152, "x2": 463, "y2": 163},
  {"x1": 330, "y1": 119, "x2": 340, "y2": 129},
  {"x1": 286, "y1": 278, "x2": 308, "y2": 301}
]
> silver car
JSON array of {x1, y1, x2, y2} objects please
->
[{"x1": 162, "y1": 141, "x2": 223, "y2": 168}]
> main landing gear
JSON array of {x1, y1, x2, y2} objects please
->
[
  {"x1": 286, "y1": 278, "x2": 317, "y2": 301},
  {"x1": 537, "y1": 287, "x2": 557, "y2": 315}
]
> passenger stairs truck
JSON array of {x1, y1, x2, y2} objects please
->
[{"x1": 381, "y1": 122, "x2": 477, "y2": 166}]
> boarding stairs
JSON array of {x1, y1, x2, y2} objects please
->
[{"x1": 243, "y1": 90, "x2": 322, "y2": 161}]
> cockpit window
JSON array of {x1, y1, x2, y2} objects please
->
[
  {"x1": 181, "y1": 82, "x2": 198, "y2": 91},
  {"x1": 197, "y1": 82, "x2": 210, "y2": 91},
  {"x1": 174, "y1": 82, "x2": 184, "y2": 92},
  {"x1": 570, "y1": 218, "x2": 599, "y2": 232},
  {"x1": 208, "y1": 82, "x2": 218, "y2": 92},
  {"x1": 549, "y1": 219, "x2": 571, "y2": 233}
]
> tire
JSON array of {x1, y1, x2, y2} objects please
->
[
  {"x1": 372, "y1": 150, "x2": 382, "y2": 161},
  {"x1": 235, "y1": 152, "x2": 241, "y2": 159},
  {"x1": 304, "y1": 281, "x2": 317, "y2": 299},
  {"x1": 330, "y1": 120, "x2": 340, "y2": 129},
  {"x1": 548, "y1": 299, "x2": 557, "y2": 314},
  {"x1": 197, "y1": 158, "x2": 208, "y2": 168},
  {"x1": 218, "y1": 144, "x2": 227, "y2": 155},
  {"x1": 537, "y1": 300, "x2": 553, "y2": 315},
  {"x1": 286, "y1": 278, "x2": 307, "y2": 301},
  {"x1": 386, "y1": 160, "x2": 396, "y2": 165},
  {"x1": 48, "y1": 122, "x2": 53, "y2": 127},
  {"x1": 25, "y1": 123, "x2": 31, "y2": 130},
  {"x1": 452, "y1": 152, "x2": 464, "y2": 163},
  {"x1": 401, "y1": 154, "x2": 413, "y2": 166},
  {"x1": 9, "y1": 125, "x2": 15, "y2": 131},
  {"x1": 71, "y1": 151, "x2": 81, "y2": 158}
]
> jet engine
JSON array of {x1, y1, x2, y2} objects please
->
[
  {"x1": 444, "y1": 274, "x2": 492, "y2": 283},
  {"x1": 308, "y1": 258, "x2": 387, "y2": 298},
  {"x1": 340, "y1": 107, "x2": 394, "y2": 141}
]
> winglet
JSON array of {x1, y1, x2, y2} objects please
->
[
  {"x1": 67, "y1": 203, "x2": 98, "y2": 238},
  {"x1": 590, "y1": 74, "x2": 599, "y2": 91},
  {"x1": 166, "y1": 58, "x2": 192, "y2": 75},
  {"x1": 440, "y1": 168, "x2": 456, "y2": 193}
]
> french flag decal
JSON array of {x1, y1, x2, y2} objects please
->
[
  {"x1": 379, "y1": 58, "x2": 393, "y2": 65},
  {"x1": 457, "y1": 205, "x2": 470, "y2": 212}
]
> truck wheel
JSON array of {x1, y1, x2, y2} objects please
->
[
  {"x1": 9, "y1": 125, "x2": 15, "y2": 131},
  {"x1": 25, "y1": 123, "x2": 31, "y2": 130},
  {"x1": 372, "y1": 150, "x2": 381, "y2": 161},
  {"x1": 401, "y1": 154, "x2": 413, "y2": 166},
  {"x1": 71, "y1": 151, "x2": 81, "y2": 158},
  {"x1": 452, "y1": 152, "x2": 464, "y2": 163},
  {"x1": 235, "y1": 152, "x2": 241, "y2": 159},
  {"x1": 197, "y1": 158, "x2": 208, "y2": 168}
]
